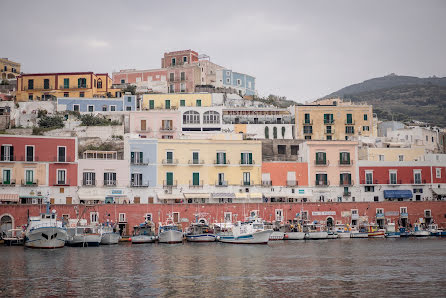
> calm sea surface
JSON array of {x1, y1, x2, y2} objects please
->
[{"x1": 0, "y1": 238, "x2": 445, "y2": 297}]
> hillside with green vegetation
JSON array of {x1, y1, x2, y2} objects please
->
[{"x1": 322, "y1": 74, "x2": 446, "y2": 127}]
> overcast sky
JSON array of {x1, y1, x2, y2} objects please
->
[{"x1": 2, "y1": 0, "x2": 446, "y2": 102}]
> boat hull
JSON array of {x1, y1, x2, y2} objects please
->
[
  {"x1": 67, "y1": 234, "x2": 102, "y2": 247},
  {"x1": 368, "y1": 231, "x2": 385, "y2": 238},
  {"x1": 101, "y1": 232, "x2": 121, "y2": 245},
  {"x1": 413, "y1": 231, "x2": 430, "y2": 237},
  {"x1": 131, "y1": 235, "x2": 157, "y2": 244},
  {"x1": 269, "y1": 231, "x2": 285, "y2": 240},
  {"x1": 25, "y1": 227, "x2": 67, "y2": 249},
  {"x1": 218, "y1": 230, "x2": 273, "y2": 244},
  {"x1": 185, "y1": 234, "x2": 216, "y2": 242},
  {"x1": 350, "y1": 232, "x2": 368, "y2": 238},
  {"x1": 385, "y1": 232, "x2": 401, "y2": 238},
  {"x1": 305, "y1": 231, "x2": 328, "y2": 240},
  {"x1": 158, "y1": 230, "x2": 183, "y2": 244},
  {"x1": 284, "y1": 232, "x2": 305, "y2": 240},
  {"x1": 337, "y1": 232, "x2": 351, "y2": 238}
]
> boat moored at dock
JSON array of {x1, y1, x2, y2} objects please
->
[
  {"x1": 158, "y1": 217, "x2": 183, "y2": 244},
  {"x1": 100, "y1": 224, "x2": 120, "y2": 245},
  {"x1": 185, "y1": 221, "x2": 216, "y2": 242},
  {"x1": 66, "y1": 224, "x2": 102, "y2": 247},
  {"x1": 131, "y1": 221, "x2": 157, "y2": 244}
]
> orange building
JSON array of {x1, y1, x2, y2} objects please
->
[{"x1": 262, "y1": 162, "x2": 308, "y2": 187}]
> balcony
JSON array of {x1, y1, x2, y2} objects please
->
[
  {"x1": 162, "y1": 159, "x2": 178, "y2": 165},
  {"x1": 343, "y1": 191, "x2": 351, "y2": 196},
  {"x1": 376, "y1": 213, "x2": 385, "y2": 219},
  {"x1": 324, "y1": 120, "x2": 335, "y2": 125},
  {"x1": 315, "y1": 160, "x2": 329, "y2": 166},
  {"x1": 24, "y1": 85, "x2": 54, "y2": 91},
  {"x1": 131, "y1": 160, "x2": 149, "y2": 166},
  {"x1": 163, "y1": 180, "x2": 177, "y2": 188},
  {"x1": 188, "y1": 159, "x2": 204, "y2": 165},
  {"x1": 159, "y1": 126, "x2": 176, "y2": 132},
  {"x1": 315, "y1": 180, "x2": 329, "y2": 187},
  {"x1": 82, "y1": 180, "x2": 96, "y2": 187},
  {"x1": 345, "y1": 120, "x2": 355, "y2": 125},
  {"x1": 131, "y1": 182, "x2": 149, "y2": 187},
  {"x1": 0, "y1": 155, "x2": 14, "y2": 162},
  {"x1": 262, "y1": 180, "x2": 272, "y2": 187},
  {"x1": 240, "y1": 160, "x2": 255, "y2": 166},
  {"x1": 214, "y1": 160, "x2": 230, "y2": 166},
  {"x1": 215, "y1": 180, "x2": 228, "y2": 187},
  {"x1": 286, "y1": 180, "x2": 298, "y2": 187},
  {"x1": 302, "y1": 119, "x2": 313, "y2": 125},
  {"x1": 21, "y1": 179, "x2": 38, "y2": 186},
  {"x1": 136, "y1": 128, "x2": 152, "y2": 133},
  {"x1": 241, "y1": 180, "x2": 253, "y2": 186},
  {"x1": 103, "y1": 181, "x2": 117, "y2": 187},
  {"x1": 400, "y1": 212, "x2": 408, "y2": 218},
  {"x1": 361, "y1": 179, "x2": 378, "y2": 185},
  {"x1": 0, "y1": 179, "x2": 16, "y2": 186},
  {"x1": 21, "y1": 156, "x2": 39, "y2": 163},
  {"x1": 410, "y1": 179, "x2": 427, "y2": 185},
  {"x1": 55, "y1": 180, "x2": 70, "y2": 186},
  {"x1": 340, "y1": 180, "x2": 354, "y2": 186},
  {"x1": 325, "y1": 128, "x2": 335, "y2": 134},
  {"x1": 339, "y1": 160, "x2": 353, "y2": 166},
  {"x1": 189, "y1": 180, "x2": 204, "y2": 188},
  {"x1": 387, "y1": 180, "x2": 402, "y2": 185},
  {"x1": 54, "y1": 156, "x2": 73, "y2": 163},
  {"x1": 59, "y1": 85, "x2": 90, "y2": 90}
]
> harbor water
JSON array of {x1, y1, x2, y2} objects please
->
[{"x1": 0, "y1": 238, "x2": 445, "y2": 297}]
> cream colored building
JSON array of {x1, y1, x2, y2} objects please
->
[
  {"x1": 142, "y1": 93, "x2": 213, "y2": 110},
  {"x1": 361, "y1": 147, "x2": 426, "y2": 162},
  {"x1": 0, "y1": 58, "x2": 21, "y2": 80}
]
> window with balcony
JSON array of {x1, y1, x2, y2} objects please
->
[
  {"x1": 304, "y1": 113, "x2": 311, "y2": 124},
  {"x1": 217, "y1": 173, "x2": 226, "y2": 186},
  {"x1": 243, "y1": 172, "x2": 251, "y2": 186},
  {"x1": 339, "y1": 152, "x2": 351, "y2": 165},
  {"x1": 165, "y1": 172, "x2": 174, "y2": 186},
  {"x1": 203, "y1": 111, "x2": 220, "y2": 124},
  {"x1": 131, "y1": 173, "x2": 143, "y2": 186},
  {"x1": 389, "y1": 171, "x2": 397, "y2": 184},
  {"x1": 131, "y1": 152, "x2": 144, "y2": 164},
  {"x1": 149, "y1": 100, "x2": 154, "y2": 109},
  {"x1": 192, "y1": 152, "x2": 200, "y2": 164},
  {"x1": 340, "y1": 173, "x2": 352, "y2": 185},
  {"x1": 2, "y1": 169, "x2": 12, "y2": 185},
  {"x1": 345, "y1": 126, "x2": 354, "y2": 134},
  {"x1": 183, "y1": 111, "x2": 200, "y2": 124},
  {"x1": 413, "y1": 171, "x2": 422, "y2": 184},
  {"x1": 25, "y1": 146, "x2": 34, "y2": 162},
  {"x1": 315, "y1": 152, "x2": 327, "y2": 165},
  {"x1": 346, "y1": 113, "x2": 353, "y2": 124},
  {"x1": 1, "y1": 145, "x2": 13, "y2": 161},
  {"x1": 25, "y1": 169, "x2": 34, "y2": 185},
  {"x1": 324, "y1": 113, "x2": 334, "y2": 124},
  {"x1": 58, "y1": 147, "x2": 66, "y2": 162},
  {"x1": 316, "y1": 173, "x2": 328, "y2": 186},
  {"x1": 57, "y1": 169, "x2": 66, "y2": 185},
  {"x1": 303, "y1": 126, "x2": 312, "y2": 134},
  {"x1": 83, "y1": 172, "x2": 95, "y2": 186},
  {"x1": 166, "y1": 151, "x2": 174, "y2": 164},
  {"x1": 162, "y1": 120, "x2": 173, "y2": 130},
  {"x1": 365, "y1": 172, "x2": 373, "y2": 184},
  {"x1": 216, "y1": 152, "x2": 227, "y2": 164},
  {"x1": 165, "y1": 100, "x2": 171, "y2": 109},
  {"x1": 241, "y1": 152, "x2": 253, "y2": 165},
  {"x1": 44, "y1": 79, "x2": 50, "y2": 89},
  {"x1": 104, "y1": 172, "x2": 117, "y2": 186},
  {"x1": 192, "y1": 172, "x2": 200, "y2": 186}
]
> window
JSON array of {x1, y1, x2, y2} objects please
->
[
  {"x1": 78, "y1": 78, "x2": 87, "y2": 88},
  {"x1": 104, "y1": 172, "x2": 117, "y2": 186},
  {"x1": 149, "y1": 100, "x2": 154, "y2": 109},
  {"x1": 180, "y1": 72, "x2": 185, "y2": 81},
  {"x1": 326, "y1": 125, "x2": 333, "y2": 134},
  {"x1": 196, "y1": 99, "x2": 201, "y2": 107},
  {"x1": 25, "y1": 146, "x2": 34, "y2": 162},
  {"x1": 28, "y1": 94, "x2": 33, "y2": 101},
  {"x1": 183, "y1": 56, "x2": 187, "y2": 63},
  {"x1": 304, "y1": 113, "x2": 311, "y2": 124},
  {"x1": 413, "y1": 170, "x2": 422, "y2": 184},
  {"x1": 73, "y1": 104, "x2": 80, "y2": 112},
  {"x1": 58, "y1": 147, "x2": 66, "y2": 162},
  {"x1": 140, "y1": 120, "x2": 147, "y2": 131},
  {"x1": 379, "y1": 155, "x2": 384, "y2": 161},
  {"x1": 25, "y1": 169, "x2": 34, "y2": 184},
  {"x1": 389, "y1": 171, "x2": 397, "y2": 184},
  {"x1": 365, "y1": 186, "x2": 374, "y2": 192},
  {"x1": 183, "y1": 111, "x2": 200, "y2": 124},
  {"x1": 161, "y1": 120, "x2": 173, "y2": 130},
  {"x1": 339, "y1": 152, "x2": 351, "y2": 165},
  {"x1": 57, "y1": 169, "x2": 66, "y2": 185},
  {"x1": 303, "y1": 126, "x2": 312, "y2": 134},
  {"x1": 365, "y1": 172, "x2": 373, "y2": 184},
  {"x1": 131, "y1": 152, "x2": 144, "y2": 164},
  {"x1": 83, "y1": 172, "x2": 95, "y2": 186},
  {"x1": 126, "y1": 96, "x2": 132, "y2": 103},
  {"x1": 43, "y1": 79, "x2": 50, "y2": 89},
  {"x1": 87, "y1": 105, "x2": 94, "y2": 112},
  {"x1": 436, "y1": 168, "x2": 441, "y2": 178},
  {"x1": 192, "y1": 152, "x2": 199, "y2": 164},
  {"x1": 90, "y1": 212, "x2": 99, "y2": 223},
  {"x1": 203, "y1": 111, "x2": 220, "y2": 124},
  {"x1": 305, "y1": 136, "x2": 311, "y2": 140},
  {"x1": 364, "y1": 114, "x2": 368, "y2": 121},
  {"x1": 165, "y1": 172, "x2": 173, "y2": 186},
  {"x1": 120, "y1": 79, "x2": 125, "y2": 84},
  {"x1": 1, "y1": 145, "x2": 13, "y2": 161},
  {"x1": 278, "y1": 145, "x2": 286, "y2": 155},
  {"x1": 110, "y1": 105, "x2": 116, "y2": 111},
  {"x1": 2, "y1": 169, "x2": 11, "y2": 184},
  {"x1": 291, "y1": 145, "x2": 298, "y2": 155},
  {"x1": 102, "y1": 105, "x2": 107, "y2": 111},
  {"x1": 180, "y1": 83, "x2": 186, "y2": 92},
  {"x1": 346, "y1": 113, "x2": 353, "y2": 124},
  {"x1": 28, "y1": 79, "x2": 34, "y2": 90},
  {"x1": 241, "y1": 152, "x2": 253, "y2": 165},
  {"x1": 216, "y1": 152, "x2": 227, "y2": 164},
  {"x1": 169, "y1": 84, "x2": 174, "y2": 93},
  {"x1": 340, "y1": 173, "x2": 352, "y2": 185},
  {"x1": 324, "y1": 114, "x2": 334, "y2": 124},
  {"x1": 326, "y1": 136, "x2": 332, "y2": 140},
  {"x1": 166, "y1": 151, "x2": 173, "y2": 164},
  {"x1": 126, "y1": 106, "x2": 132, "y2": 111},
  {"x1": 80, "y1": 92, "x2": 85, "y2": 98},
  {"x1": 192, "y1": 172, "x2": 200, "y2": 186},
  {"x1": 180, "y1": 100, "x2": 185, "y2": 107},
  {"x1": 165, "y1": 100, "x2": 171, "y2": 109},
  {"x1": 363, "y1": 126, "x2": 370, "y2": 131},
  {"x1": 64, "y1": 92, "x2": 69, "y2": 97},
  {"x1": 424, "y1": 209, "x2": 431, "y2": 218},
  {"x1": 236, "y1": 79, "x2": 241, "y2": 86},
  {"x1": 316, "y1": 173, "x2": 328, "y2": 186},
  {"x1": 171, "y1": 58, "x2": 176, "y2": 66},
  {"x1": 226, "y1": 78, "x2": 230, "y2": 84},
  {"x1": 119, "y1": 213, "x2": 126, "y2": 222},
  {"x1": 398, "y1": 155, "x2": 404, "y2": 162},
  {"x1": 97, "y1": 79, "x2": 102, "y2": 88},
  {"x1": 345, "y1": 126, "x2": 354, "y2": 134},
  {"x1": 169, "y1": 73, "x2": 174, "y2": 82},
  {"x1": 243, "y1": 172, "x2": 251, "y2": 186},
  {"x1": 217, "y1": 173, "x2": 226, "y2": 186},
  {"x1": 131, "y1": 173, "x2": 143, "y2": 186},
  {"x1": 315, "y1": 152, "x2": 326, "y2": 165},
  {"x1": 145, "y1": 213, "x2": 153, "y2": 222}
]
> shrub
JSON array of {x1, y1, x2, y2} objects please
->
[
  {"x1": 80, "y1": 114, "x2": 121, "y2": 126},
  {"x1": 38, "y1": 115, "x2": 64, "y2": 129}
]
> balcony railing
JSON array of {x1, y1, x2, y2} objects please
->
[
  {"x1": 340, "y1": 180, "x2": 354, "y2": 186},
  {"x1": 339, "y1": 160, "x2": 353, "y2": 166},
  {"x1": 0, "y1": 179, "x2": 16, "y2": 186},
  {"x1": 302, "y1": 119, "x2": 313, "y2": 125},
  {"x1": 59, "y1": 85, "x2": 90, "y2": 89},
  {"x1": 262, "y1": 180, "x2": 272, "y2": 187},
  {"x1": 215, "y1": 180, "x2": 228, "y2": 187},
  {"x1": 361, "y1": 179, "x2": 378, "y2": 185},
  {"x1": 55, "y1": 180, "x2": 70, "y2": 186},
  {"x1": 324, "y1": 120, "x2": 335, "y2": 125},
  {"x1": 0, "y1": 155, "x2": 14, "y2": 162},
  {"x1": 410, "y1": 179, "x2": 427, "y2": 185},
  {"x1": 136, "y1": 128, "x2": 152, "y2": 133},
  {"x1": 214, "y1": 160, "x2": 230, "y2": 165},
  {"x1": 24, "y1": 85, "x2": 54, "y2": 91},
  {"x1": 162, "y1": 159, "x2": 178, "y2": 165},
  {"x1": 286, "y1": 180, "x2": 298, "y2": 187},
  {"x1": 345, "y1": 120, "x2": 355, "y2": 125},
  {"x1": 387, "y1": 180, "x2": 402, "y2": 185},
  {"x1": 21, "y1": 179, "x2": 38, "y2": 186},
  {"x1": 159, "y1": 127, "x2": 175, "y2": 132},
  {"x1": 131, "y1": 160, "x2": 149, "y2": 165},
  {"x1": 21, "y1": 156, "x2": 39, "y2": 162},
  {"x1": 315, "y1": 160, "x2": 329, "y2": 166},
  {"x1": 241, "y1": 180, "x2": 254, "y2": 186},
  {"x1": 104, "y1": 180, "x2": 117, "y2": 187},
  {"x1": 163, "y1": 180, "x2": 177, "y2": 188},
  {"x1": 188, "y1": 159, "x2": 204, "y2": 165},
  {"x1": 400, "y1": 212, "x2": 408, "y2": 218},
  {"x1": 343, "y1": 191, "x2": 351, "y2": 196},
  {"x1": 315, "y1": 180, "x2": 329, "y2": 187},
  {"x1": 131, "y1": 182, "x2": 149, "y2": 187},
  {"x1": 239, "y1": 160, "x2": 255, "y2": 166},
  {"x1": 189, "y1": 180, "x2": 204, "y2": 188},
  {"x1": 82, "y1": 180, "x2": 96, "y2": 187}
]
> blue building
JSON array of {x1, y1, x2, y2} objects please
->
[
  {"x1": 57, "y1": 95, "x2": 137, "y2": 112},
  {"x1": 220, "y1": 69, "x2": 256, "y2": 96},
  {"x1": 128, "y1": 138, "x2": 157, "y2": 188}
]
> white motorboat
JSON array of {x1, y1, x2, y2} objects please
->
[
  {"x1": 217, "y1": 221, "x2": 273, "y2": 244},
  {"x1": 350, "y1": 226, "x2": 369, "y2": 238},
  {"x1": 131, "y1": 221, "x2": 157, "y2": 244},
  {"x1": 327, "y1": 231, "x2": 339, "y2": 239},
  {"x1": 280, "y1": 223, "x2": 305, "y2": 240},
  {"x1": 66, "y1": 225, "x2": 102, "y2": 247},
  {"x1": 185, "y1": 222, "x2": 216, "y2": 242},
  {"x1": 303, "y1": 223, "x2": 328, "y2": 240},
  {"x1": 100, "y1": 225, "x2": 120, "y2": 245},
  {"x1": 385, "y1": 223, "x2": 400, "y2": 238},
  {"x1": 24, "y1": 206, "x2": 67, "y2": 249},
  {"x1": 427, "y1": 224, "x2": 442, "y2": 236},
  {"x1": 334, "y1": 224, "x2": 351, "y2": 238},
  {"x1": 158, "y1": 218, "x2": 183, "y2": 244},
  {"x1": 263, "y1": 222, "x2": 284, "y2": 240},
  {"x1": 412, "y1": 223, "x2": 430, "y2": 237}
]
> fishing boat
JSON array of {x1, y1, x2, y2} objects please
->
[
  {"x1": 3, "y1": 229, "x2": 24, "y2": 246},
  {"x1": 368, "y1": 224, "x2": 385, "y2": 238},
  {"x1": 385, "y1": 222, "x2": 400, "y2": 238},
  {"x1": 185, "y1": 222, "x2": 216, "y2": 242},
  {"x1": 281, "y1": 223, "x2": 305, "y2": 240},
  {"x1": 334, "y1": 224, "x2": 351, "y2": 238},
  {"x1": 158, "y1": 217, "x2": 183, "y2": 244},
  {"x1": 217, "y1": 220, "x2": 273, "y2": 244},
  {"x1": 427, "y1": 223, "x2": 442, "y2": 236},
  {"x1": 327, "y1": 230, "x2": 339, "y2": 239},
  {"x1": 303, "y1": 222, "x2": 328, "y2": 240},
  {"x1": 131, "y1": 221, "x2": 157, "y2": 244},
  {"x1": 399, "y1": 227, "x2": 412, "y2": 237},
  {"x1": 350, "y1": 226, "x2": 369, "y2": 238},
  {"x1": 412, "y1": 223, "x2": 430, "y2": 237},
  {"x1": 66, "y1": 224, "x2": 102, "y2": 247},
  {"x1": 100, "y1": 224, "x2": 120, "y2": 245},
  {"x1": 263, "y1": 222, "x2": 284, "y2": 240},
  {"x1": 24, "y1": 205, "x2": 67, "y2": 249}
]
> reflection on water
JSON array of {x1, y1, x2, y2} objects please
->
[{"x1": 0, "y1": 238, "x2": 445, "y2": 297}]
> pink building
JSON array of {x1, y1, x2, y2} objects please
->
[
  {"x1": 161, "y1": 50, "x2": 199, "y2": 68},
  {"x1": 129, "y1": 111, "x2": 181, "y2": 139}
]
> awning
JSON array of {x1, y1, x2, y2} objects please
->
[
  {"x1": 0, "y1": 194, "x2": 19, "y2": 202},
  {"x1": 183, "y1": 193, "x2": 210, "y2": 199},
  {"x1": 212, "y1": 193, "x2": 235, "y2": 199},
  {"x1": 432, "y1": 188, "x2": 446, "y2": 196},
  {"x1": 250, "y1": 193, "x2": 263, "y2": 199},
  {"x1": 157, "y1": 193, "x2": 182, "y2": 200},
  {"x1": 78, "y1": 196, "x2": 105, "y2": 201},
  {"x1": 383, "y1": 190, "x2": 412, "y2": 199},
  {"x1": 266, "y1": 194, "x2": 307, "y2": 198},
  {"x1": 235, "y1": 193, "x2": 248, "y2": 199},
  {"x1": 235, "y1": 193, "x2": 262, "y2": 199}
]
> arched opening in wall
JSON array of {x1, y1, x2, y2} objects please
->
[
  {"x1": 0, "y1": 214, "x2": 14, "y2": 237},
  {"x1": 7, "y1": 73, "x2": 16, "y2": 79},
  {"x1": 326, "y1": 216, "x2": 334, "y2": 228}
]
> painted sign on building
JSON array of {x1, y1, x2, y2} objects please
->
[{"x1": 312, "y1": 211, "x2": 336, "y2": 216}]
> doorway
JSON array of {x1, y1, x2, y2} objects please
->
[
  {"x1": 326, "y1": 217, "x2": 334, "y2": 228},
  {"x1": 0, "y1": 215, "x2": 13, "y2": 237}
]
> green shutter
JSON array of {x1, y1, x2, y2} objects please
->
[
  {"x1": 149, "y1": 100, "x2": 154, "y2": 109},
  {"x1": 180, "y1": 100, "x2": 185, "y2": 107},
  {"x1": 223, "y1": 153, "x2": 226, "y2": 164},
  {"x1": 323, "y1": 152, "x2": 326, "y2": 164},
  {"x1": 340, "y1": 174, "x2": 343, "y2": 185},
  {"x1": 347, "y1": 114, "x2": 352, "y2": 124},
  {"x1": 193, "y1": 173, "x2": 199, "y2": 185},
  {"x1": 139, "y1": 152, "x2": 143, "y2": 163},
  {"x1": 241, "y1": 153, "x2": 244, "y2": 164},
  {"x1": 166, "y1": 172, "x2": 173, "y2": 185},
  {"x1": 167, "y1": 152, "x2": 172, "y2": 161},
  {"x1": 196, "y1": 100, "x2": 201, "y2": 107},
  {"x1": 131, "y1": 152, "x2": 134, "y2": 163},
  {"x1": 165, "y1": 100, "x2": 170, "y2": 109},
  {"x1": 348, "y1": 174, "x2": 352, "y2": 185},
  {"x1": 216, "y1": 153, "x2": 219, "y2": 164},
  {"x1": 249, "y1": 153, "x2": 253, "y2": 164}
]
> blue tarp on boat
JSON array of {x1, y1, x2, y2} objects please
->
[{"x1": 383, "y1": 190, "x2": 412, "y2": 199}]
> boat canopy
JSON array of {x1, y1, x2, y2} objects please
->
[
  {"x1": 432, "y1": 188, "x2": 446, "y2": 196},
  {"x1": 383, "y1": 190, "x2": 412, "y2": 199}
]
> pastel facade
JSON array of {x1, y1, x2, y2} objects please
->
[
  {"x1": 217, "y1": 69, "x2": 256, "y2": 96},
  {"x1": 163, "y1": 50, "x2": 201, "y2": 93},
  {"x1": 113, "y1": 69, "x2": 168, "y2": 93},
  {"x1": 295, "y1": 102, "x2": 375, "y2": 140},
  {"x1": 0, "y1": 58, "x2": 21, "y2": 80},
  {"x1": 142, "y1": 93, "x2": 212, "y2": 110},
  {"x1": 16, "y1": 72, "x2": 121, "y2": 102},
  {"x1": 129, "y1": 111, "x2": 180, "y2": 139},
  {"x1": 179, "y1": 106, "x2": 223, "y2": 135},
  {"x1": 386, "y1": 126, "x2": 442, "y2": 153},
  {"x1": 363, "y1": 147, "x2": 426, "y2": 162},
  {"x1": 57, "y1": 95, "x2": 136, "y2": 112}
]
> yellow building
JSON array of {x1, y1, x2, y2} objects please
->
[
  {"x1": 0, "y1": 58, "x2": 21, "y2": 80},
  {"x1": 157, "y1": 138, "x2": 262, "y2": 188},
  {"x1": 16, "y1": 72, "x2": 121, "y2": 101},
  {"x1": 361, "y1": 147, "x2": 426, "y2": 162},
  {"x1": 142, "y1": 93, "x2": 212, "y2": 110},
  {"x1": 295, "y1": 100, "x2": 376, "y2": 140}
]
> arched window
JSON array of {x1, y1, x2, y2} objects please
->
[
  {"x1": 203, "y1": 111, "x2": 220, "y2": 124},
  {"x1": 97, "y1": 78, "x2": 102, "y2": 89},
  {"x1": 273, "y1": 127, "x2": 278, "y2": 139},
  {"x1": 264, "y1": 126, "x2": 269, "y2": 139},
  {"x1": 183, "y1": 111, "x2": 200, "y2": 124}
]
